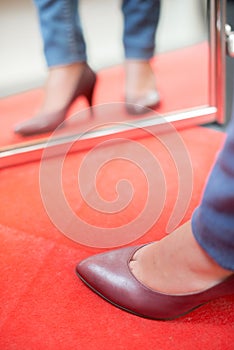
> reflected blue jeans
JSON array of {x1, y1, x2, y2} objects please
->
[
  {"x1": 192, "y1": 107, "x2": 234, "y2": 271},
  {"x1": 34, "y1": 0, "x2": 160, "y2": 67}
]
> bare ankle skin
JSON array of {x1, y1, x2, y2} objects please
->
[
  {"x1": 39, "y1": 62, "x2": 86, "y2": 113},
  {"x1": 125, "y1": 60, "x2": 156, "y2": 100},
  {"x1": 129, "y1": 221, "x2": 233, "y2": 295}
]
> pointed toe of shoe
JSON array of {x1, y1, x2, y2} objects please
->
[
  {"x1": 14, "y1": 111, "x2": 66, "y2": 136},
  {"x1": 76, "y1": 246, "x2": 144, "y2": 309},
  {"x1": 76, "y1": 246, "x2": 234, "y2": 320},
  {"x1": 76, "y1": 245, "x2": 159, "y2": 318}
]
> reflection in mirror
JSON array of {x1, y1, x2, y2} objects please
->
[{"x1": 0, "y1": 0, "x2": 221, "y2": 167}]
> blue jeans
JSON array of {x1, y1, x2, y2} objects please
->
[
  {"x1": 34, "y1": 0, "x2": 160, "y2": 67},
  {"x1": 192, "y1": 108, "x2": 234, "y2": 271}
]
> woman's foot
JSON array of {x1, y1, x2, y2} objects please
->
[
  {"x1": 125, "y1": 60, "x2": 160, "y2": 114},
  {"x1": 129, "y1": 221, "x2": 233, "y2": 295},
  {"x1": 34, "y1": 62, "x2": 87, "y2": 115},
  {"x1": 76, "y1": 221, "x2": 234, "y2": 319},
  {"x1": 14, "y1": 62, "x2": 96, "y2": 136}
]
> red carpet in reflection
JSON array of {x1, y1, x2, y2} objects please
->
[{"x1": 0, "y1": 42, "x2": 208, "y2": 148}]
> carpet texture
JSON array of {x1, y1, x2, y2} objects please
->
[{"x1": 0, "y1": 125, "x2": 233, "y2": 349}]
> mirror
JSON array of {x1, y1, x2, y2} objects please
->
[{"x1": 0, "y1": 0, "x2": 226, "y2": 168}]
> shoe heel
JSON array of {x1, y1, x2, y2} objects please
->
[{"x1": 85, "y1": 79, "x2": 96, "y2": 107}]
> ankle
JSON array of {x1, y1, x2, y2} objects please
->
[
  {"x1": 125, "y1": 59, "x2": 153, "y2": 76},
  {"x1": 143, "y1": 221, "x2": 233, "y2": 294},
  {"x1": 172, "y1": 222, "x2": 233, "y2": 283},
  {"x1": 125, "y1": 60, "x2": 156, "y2": 98},
  {"x1": 40, "y1": 62, "x2": 88, "y2": 112},
  {"x1": 48, "y1": 62, "x2": 87, "y2": 81}
]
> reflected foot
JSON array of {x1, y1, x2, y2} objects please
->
[
  {"x1": 125, "y1": 60, "x2": 160, "y2": 114},
  {"x1": 129, "y1": 221, "x2": 233, "y2": 295},
  {"x1": 14, "y1": 62, "x2": 96, "y2": 136}
]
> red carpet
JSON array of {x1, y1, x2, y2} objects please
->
[
  {"x1": 0, "y1": 125, "x2": 234, "y2": 349},
  {"x1": 0, "y1": 42, "x2": 233, "y2": 349}
]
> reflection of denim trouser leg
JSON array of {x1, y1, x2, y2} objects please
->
[
  {"x1": 34, "y1": 0, "x2": 160, "y2": 67},
  {"x1": 122, "y1": 0, "x2": 160, "y2": 59},
  {"x1": 34, "y1": 0, "x2": 87, "y2": 66},
  {"x1": 192, "y1": 107, "x2": 234, "y2": 271}
]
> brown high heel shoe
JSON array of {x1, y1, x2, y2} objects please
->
[
  {"x1": 14, "y1": 64, "x2": 97, "y2": 136},
  {"x1": 76, "y1": 245, "x2": 234, "y2": 320}
]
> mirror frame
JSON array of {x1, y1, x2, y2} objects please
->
[{"x1": 0, "y1": 0, "x2": 226, "y2": 168}]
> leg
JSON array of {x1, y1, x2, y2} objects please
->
[
  {"x1": 122, "y1": 0, "x2": 160, "y2": 60},
  {"x1": 32, "y1": 0, "x2": 89, "y2": 110},
  {"x1": 122, "y1": 0, "x2": 161, "y2": 112},
  {"x1": 14, "y1": 0, "x2": 96, "y2": 136},
  {"x1": 130, "y1": 106, "x2": 234, "y2": 293},
  {"x1": 35, "y1": 0, "x2": 86, "y2": 66},
  {"x1": 192, "y1": 115, "x2": 234, "y2": 271},
  {"x1": 129, "y1": 221, "x2": 232, "y2": 295}
]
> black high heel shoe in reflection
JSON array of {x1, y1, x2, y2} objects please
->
[{"x1": 14, "y1": 64, "x2": 97, "y2": 136}]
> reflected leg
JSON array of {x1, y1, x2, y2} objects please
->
[
  {"x1": 122, "y1": 0, "x2": 161, "y2": 113},
  {"x1": 35, "y1": 0, "x2": 86, "y2": 66},
  {"x1": 14, "y1": 0, "x2": 96, "y2": 136}
]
